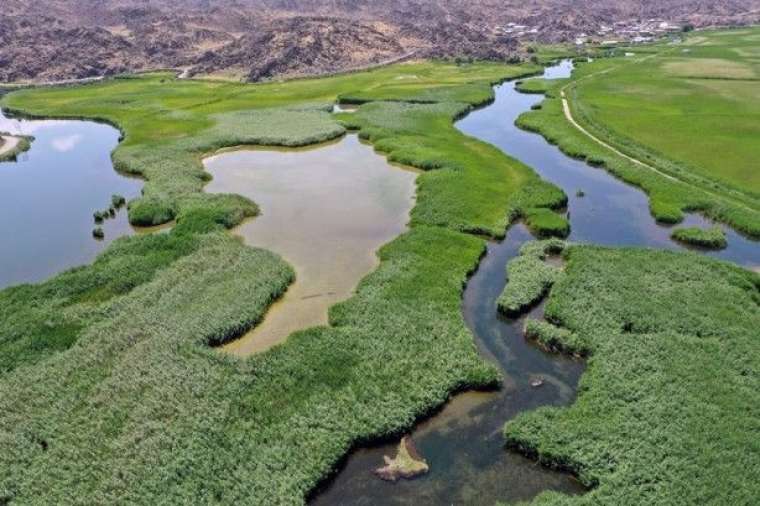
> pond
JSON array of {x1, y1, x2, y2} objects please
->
[
  {"x1": 204, "y1": 135, "x2": 418, "y2": 355},
  {"x1": 0, "y1": 109, "x2": 142, "y2": 289}
]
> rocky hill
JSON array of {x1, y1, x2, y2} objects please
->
[{"x1": 2, "y1": 0, "x2": 759, "y2": 83}]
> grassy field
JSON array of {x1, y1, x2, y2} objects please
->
[
  {"x1": 553, "y1": 29, "x2": 760, "y2": 234},
  {"x1": 0, "y1": 61, "x2": 573, "y2": 503},
  {"x1": 2, "y1": 61, "x2": 557, "y2": 232},
  {"x1": 516, "y1": 48, "x2": 760, "y2": 237},
  {"x1": 671, "y1": 225, "x2": 728, "y2": 249},
  {"x1": 497, "y1": 239, "x2": 565, "y2": 316},
  {"x1": 501, "y1": 242, "x2": 760, "y2": 504}
]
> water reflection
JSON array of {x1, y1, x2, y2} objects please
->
[{"x1": 0, "y1": 110, "x2": 142, "y2": 288}]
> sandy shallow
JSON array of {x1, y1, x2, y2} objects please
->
[
  {"x1": 0, "y1": 135, "x2": 21, "y2": 157},
  {"x1": 204, "y1": 135, "x2": 417, "y2": 355}
]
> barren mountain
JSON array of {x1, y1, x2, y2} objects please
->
[
  {"x1": 193, "y1": 17, "x2": 405, "y2": 81},
  {"x1": 1, "y1": 0, "x2": 759, "y2": 83}
]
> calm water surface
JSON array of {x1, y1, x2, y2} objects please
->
[
  {"x1": 204, "y1": 135, "x2": 417, "y2": 355},
  {"x1": 311, "y1": 59, "x2": 759, "y2": 504},
  {"x1": 0, "y1": 109, "x2": 142, "y2": 288}
]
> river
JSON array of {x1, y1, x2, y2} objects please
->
[{"x1": 310, "y1": 59, "x2": 759, "y2": 504}]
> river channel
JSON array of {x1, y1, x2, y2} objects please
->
[{"x1": 310, "y1": 59, "x2": 759, "y2": 505}]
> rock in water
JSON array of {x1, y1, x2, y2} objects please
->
[{"x1": 374, "y1": 436, "x2": 429, "y2": 482}]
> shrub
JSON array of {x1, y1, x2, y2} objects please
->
[
  {"x1": 497, "y1": 239, "x2": 567, "y2": 315},
  {"x1": 111, "y1": 194, "x2": 126, "y2": 208},
  {"x1": 524, "y1": 319, "x2": 589, "y2": 356},
  {"x1": 524, "y1": 208, "x2": 570, "y2": 238},
  {"x1": 671, "y1": 225, "x2": 727, "y2": 249}
]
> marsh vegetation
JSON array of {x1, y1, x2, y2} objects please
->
[
  {"x1": 504, "y1": 244, "x2": 760, "y2": 505},
  {"x1": 0, "y1": 33, "x2": 758, "y2": 506},
  {"x1": 671, "y1": 225, "x2": 728, "y2": 249},
  {"x1": 0, "y1": 60, "x2": 574, "y2": 504}
]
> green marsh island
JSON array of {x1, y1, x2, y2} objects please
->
[{"x1": 1, "y1": 26, "x2": 759, "y2": 506}]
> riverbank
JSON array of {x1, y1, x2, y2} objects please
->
[
  {"x1": 204, "y1": 135, "x2": 418, "y2": 355},
  {"x1": 0, "y1": 110, "x2": 142, "y2": 288},
  {"x1": 553, "y1": 29, "x2": 760, "y2": 236}
]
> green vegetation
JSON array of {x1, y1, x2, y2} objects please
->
[
  {"x1": 671, "y1": 225, "x2": 728, "y2": 249},
  {"x1": 2, "y1": 61, "x2": 551, "y2": 229},
  {"x1": 94, "y1": 206, "x2": 117, "y2": 224},
  {"x1": 111, "y1": 193, "x2": 126, "y2": 208},
  {"x1": 0, "y1": 60, "x2": 571, "y2": 503},
  {"x1": 1, "y1": 197, "x2": 259, "y2": 376},
  {"x1": 497, "y1": 239, "x2": 565, "y2": 315},
  {"x1": 92, "y1": 226, "x2": 104, "y2": 239},
  {"x1": 515, "y1": 78, "x2": 554, "y2": 95},
  {"x1": 523, "y1": 207, "x2": 571, "y2": 238},
  {"x1": 0, "y1": 224, "x2": 500, "y2": 503},
  {"x1": 528, "y1": 44, "x2": 580, "y2": 65},
  {"x1": 504, "y1": 245, "x2": 760, "y2": 504},
  {"x1": 335, "y1": 84, "x2": 570, "y2": 237},
  {"x1": 524, "y1": 319, "x2": 588, "y2": 357},
  {"x1": 523, "y1": 29, "x2": 760, "y2": 236}
]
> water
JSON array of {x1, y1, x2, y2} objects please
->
[
  {"x1": 204, "y1": 135, "x2": 418, "y2": 355},
  {"x1": 0, "y1": 110, "x2": 143, "y2": 288},
  {"x1": 311, "y1": 60, "x2": 759, "y2": 504}
]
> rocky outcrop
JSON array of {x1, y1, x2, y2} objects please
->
[
  {"x1": 193, "y1": 16, "x2": 405, "y2": 81},
  {"x1": 1, "y1": 0, "x2": 759, "y2": 83},
  {"x1": 373, "y1": 436, "x2": 429, "y2": 482}
]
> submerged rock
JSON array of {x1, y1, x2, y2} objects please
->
[{"x1": 374, "y1": 436, "x2": 429, "y2": 482}]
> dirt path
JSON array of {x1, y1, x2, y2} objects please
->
[
  {"x1": 559, "y1": 89, "x2": 678, "y2": 183},
  {"x1": 558, "y1": 52, "x2": 757, "y2": 213}
]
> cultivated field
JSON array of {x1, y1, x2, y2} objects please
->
[{"x1": 571, "y1": 29, "x2": 760, "y2": 207}]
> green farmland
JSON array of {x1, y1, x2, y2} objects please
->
[{"x1": 564, "y1": 29, "x2": 760, "y2": 230}]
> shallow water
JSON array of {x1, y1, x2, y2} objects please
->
[
  {"x1": 0, "y1": 110, "x2": 142, "y2": 288},
  {"x1": 311, "y1": 60, "x2": 759, "y2": 504},
  {"x1": 204, "y1": 135, "x2": 417, "y2": 355}
]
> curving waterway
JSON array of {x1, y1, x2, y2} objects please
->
[
  {"x1": 0, "y1": 109, "x2": 142, "y2": 289},
  {"x1": 311, "y1": 60, "x2": 760, "y2": 504}
]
